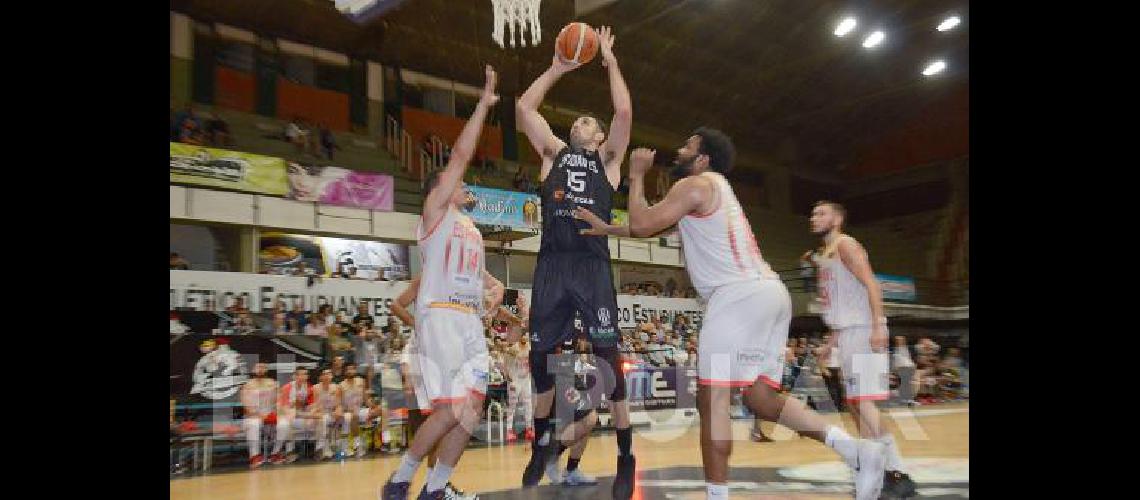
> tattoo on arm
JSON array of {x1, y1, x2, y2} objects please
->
[
  {"x1": 605, "y1": 150, "x2": 617, "y2": 163},
  {"x1": 542, "y1": 147, "x2": 554, "y2": 159}
]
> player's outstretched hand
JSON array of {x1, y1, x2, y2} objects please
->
[
  {"x1": 574, "y1": 206, "x2": 610, "y2": 236},
  {"x1": 629, "y1": 148, "x2": 656, "y2": 178},
  {"x1": 597, "y1": 26, "x2": 616, "y2": 67},
  {"x1": 480, "y1": 65, "x2": 500, "y2": 106},
  {"x1": 551, "y1": 53, "x2": 582, "y2": 74}
]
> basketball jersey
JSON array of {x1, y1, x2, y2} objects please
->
[
  {"x1": 341, "y1": 380, "x2": 365, "y2": 409},
  {"x1": 814, "y1": 236, "x2": 873, "y2": 329},
  {"x1": 245, "y1": 379, "x2": 276, "y2": 415},
  {"x1": 540, "y1": 146, "x2": 613, "y2": 257},
  {"x1": 416, "y1": 206, "x2": 485, "y2": 315},
  {"x1": 315, "y1": 383, "x2": 339, "y2": 412},
  {"x1": 676, "y1": 172, "x2": 778, "y2": 299},
  {"x1": 282, "y1": 381, "x2": 311, "y2": 410}
]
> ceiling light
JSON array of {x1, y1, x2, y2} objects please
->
[
  {"x1": 834, "y1": 17, "x2": 857, "y2": 37},
  {"x1": 937, "y1": 16, "x2": 961, "y2": 31},
  {"x1": 862, "y1": 31, "x2": 885, "y2": 48},
  {"x1": 922, "y1": 60, "x2": 947, "y2": 76}
]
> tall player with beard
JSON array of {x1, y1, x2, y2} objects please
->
[
  {"x1": 382, "y1": 66, "x2": 505, "y2": 500},
  {"x1": 809, "y1": 201, "x2": 918, "y2": 498},
  {"x1": 241, "y1": 362, "x2": 278, "y2": 469},
  {"x1": 576, "y1": 131, "x2": 887, "y2": 500},
  {"x1": 515, "y1": 26, "x2": 637, "y2": 498}
]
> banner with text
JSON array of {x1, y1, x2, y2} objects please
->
[
  {"x1": 461, "y1": 186, "x2": 541, "y2": 234},
  {"x1": 286, "y1": 163, "x2": 394, "y2": 211},
  {"x1": 170, "y1": 271, "x2": 704, "y2": 329},
  {"x1": 170, "y1": 143, "x2": 288, "y2": 195},
  {"x1": 876, "y1": 274, "x2": 917, "y2": 302}
]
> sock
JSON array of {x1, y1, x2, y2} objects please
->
[
  {"x1": 567, "y1": 457, "x2": 581, "y2": 472},
  {"x1": 425, "y1": 462, "x2": 454, "y2": 492},
  {"x1": 391, "y1": 453, "x2": 422, "y2": 483},
  {"x1": 616, "y1": 427, "x2": 633, "y2": 457},
  {"x1": 824, "y1": 426, "x2": 858, "y2": 465},
  {"x1": 878, "y1": 434, "x2": 905, "y2": 472},
  {"x1": 706, "y1": 482, "x2": 729, "y2": 500},
  {"x1": 534, "y1": 417, "x2": 552, "y2": 447}
]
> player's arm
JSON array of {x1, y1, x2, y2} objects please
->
[
  {"x1": 483, "y1": 270, "x2": 505, "y2": 313},
  {"x1": 626, "y1": 148, "x2": 711, "y2": 237},
  {"x1": 517, "y1": 56, "x2": 575, "y2": 180},
  {"x1": 423, "y1": 66, "x2": 500, "y2": 223},
  {"x1": 390, "y1": 277, "x2": 420, "y2": 327},
  {"x1": 836, "y1": 237, "x2": 888, "y2": 350},
  {"x1": 596, "y1": 26, "x2": 632, "y2": 187},
  {"x1": 573, "y1": 206, "x2": 631, "y2": 237}
]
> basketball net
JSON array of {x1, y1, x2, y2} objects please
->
[{"x1": 491, "y1": 0, "x2": 542, "y2": 48}]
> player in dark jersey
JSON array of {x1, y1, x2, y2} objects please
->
[{"x1": 515, "y1": 25, "x2": 637, "y2": 499}]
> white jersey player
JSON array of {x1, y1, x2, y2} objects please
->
[
  {"x1": 810, "y1": 201, "x2": 917, "y2": 497},
  {"x1": 240, "y1": 362, "x2": 278, "y2": 469},
  {"x1": 271, "y1": 368, "x2": 313, "y2": 463},
  {"x1": 340, "y1": 363, "x2": 374, "y2": 458},
  {"x1": 382, "y1": 66, "x2": 505, "y2": 500},
  {"x1": 576, "y1": 130, "x2": 886, "y2": 500},
  {"x1": 312, "y1": 369, "x2": 343, "y2": 459}
]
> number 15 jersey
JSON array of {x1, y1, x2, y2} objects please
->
[{"x1": 540, "y1": 146, "x2": 613, "y2": 258}]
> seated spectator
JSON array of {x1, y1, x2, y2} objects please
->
[
  {"x1": 271, "y1": 301, "x2": 288, "y2": 335},
  {"x1": 226, "y1": 297, "x2": 250, "y2": 315},
  {"x1": 327, "y1": 327, "x2": 355, "y2": 365},
  {"x1": 170, "y1": 252, "x2": 190, "y2": 270},
  {"x1": 206, "y1": 114, "x2": 232, "y2": 147},
  {"x1": 287, "y1": 302, "x2": 308, "y2": 333},
  {"x1": 304, "y1": 313, "x2": 328, "y2": 337},
  {"x1": 352, "y1": 302, "x2": 375, "y2": 330},
  {"x1": 319, "y1": 123, "x2": 337, "y2": 160},
  {"x1": 178, "y1": 117, "x2": 204, "y2": 145},
  {"x1": 285, "y1": 118, "x2": 310, "y2": 154}
]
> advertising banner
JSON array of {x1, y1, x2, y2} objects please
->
[
  {"x1": 286, "y1": 163, "x2": 394, "y2": 211},
  {"x1": 170, "y1": 143, "x2": 288, "y2": 195},
  {"x1": 461, "y1": 186, "x2": 541, "y2": 234}
]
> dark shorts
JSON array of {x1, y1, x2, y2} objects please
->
[{"x1": 529, "y1": 253, "x2": 620, "y2": 352}]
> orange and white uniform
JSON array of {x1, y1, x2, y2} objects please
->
[
  {"x1": 815, "y1": 236, "x2": 889, "y2": 402},
  {"x1": 414, "y1": 207, "x2": 491, "y2": 405},
  {"x1": 677, "y1": 172, "x2": 789, "y2": 390}
]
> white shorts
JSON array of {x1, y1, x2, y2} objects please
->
[
  {"x1": 836, "y1": 325, "x2": 890, "y2": 402},
  {"x1": 405, "y1": 338, "x2": 432, "y2": 411},
  {"x1": 417, "y1": 306, "x2": 490, "y2": 405},
  {"x1": 698, "y1": 279, "x2": 791, "y2": 390}
]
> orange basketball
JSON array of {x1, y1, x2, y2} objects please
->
[{"x1": 555, "y1": 22, "x2": 599, "y2": 65}]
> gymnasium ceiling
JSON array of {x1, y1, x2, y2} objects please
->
[{"x1": 170, "y1": 0, "x2": 969, "y2": 176}]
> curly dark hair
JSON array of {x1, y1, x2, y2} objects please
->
[{"x1": 693, "y1": 127, "x2": 736, "y2": 174}]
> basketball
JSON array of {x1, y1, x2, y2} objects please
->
[{"x1": 556, "y1": 22, "x2": 599, "y2": 65}]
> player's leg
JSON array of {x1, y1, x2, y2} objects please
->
[
  {"x1": 383, "y1": 311, "x2": 466, "y2": 499},
  {"x1": 272, "y1": 414, "x2": 290, "y2": 456},
  {"x1": 519, "y1": 377, "x2": 535, "y2": 440},
  {"x1": 697, "y1": 383, "x2": 733, "y2": 498},
  {"x1": 839, "y1": 328, "x2": 915, "y2": 497},
  {"x1": 733, "y1": 281, "x2": 884, "y2": 500},
  {"x1": 574, "y1": 262, "x2": 635, "y2": 500},
  {"x1": 522, "y1": 259, "x2": 574, "y2": 487},
  {"x1": 561, "y1": 410, "x2": 600, "y2": 485},
  {"x1": 505, "y1": 381, "x2": 520, "y2": 442},
  {"x1": 243, "y1": 416, "x2": 264, "y2": 467},
  {"x1": 421, "y1": 322, "x2": 490, "y2": 496}
]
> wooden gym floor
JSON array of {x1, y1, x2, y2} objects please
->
[{"x1": 171, "y1": 402, "x2": 968, "y2": 500}]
